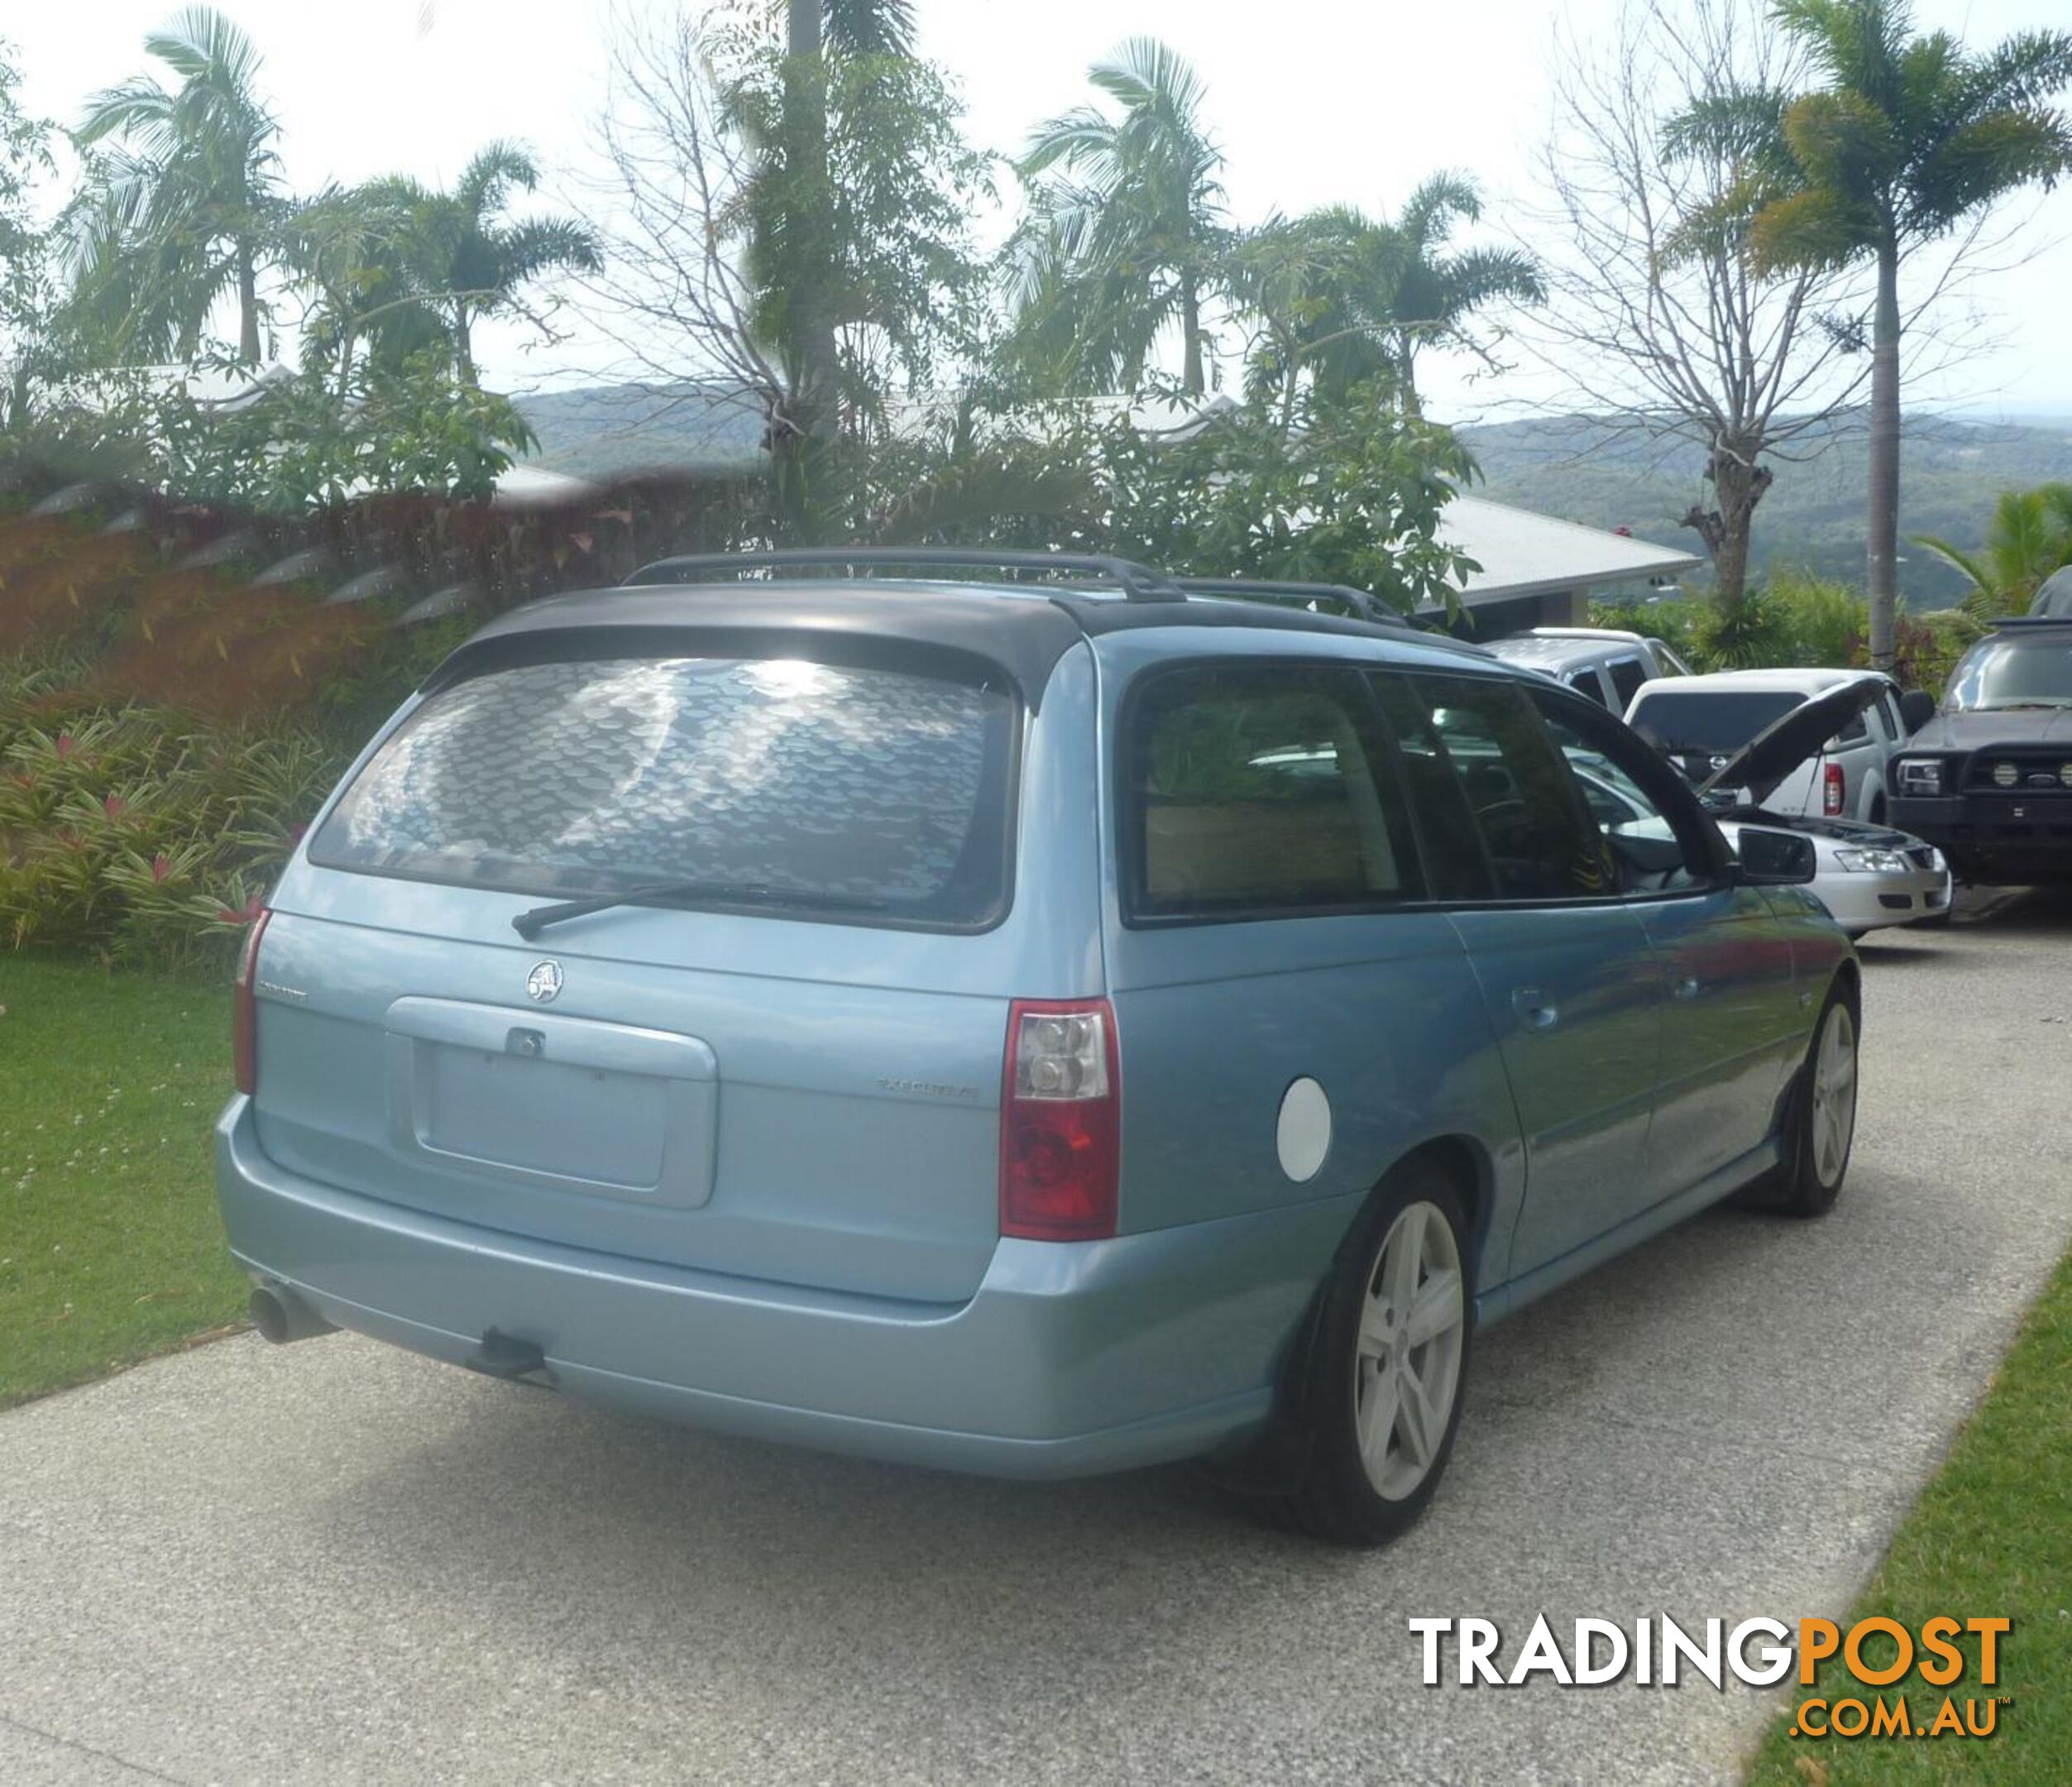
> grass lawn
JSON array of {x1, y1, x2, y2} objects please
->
[
  {"x1": 1744, "y1": 1245, "x2": 2072, "y2": 1785},
  {"x1": 0, "y1": 952, "x2": 245, "y2": 1408}
]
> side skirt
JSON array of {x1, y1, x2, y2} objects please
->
[{"x1": 1474, "y1": 1139, "x2": 1782, "y2": 1329}]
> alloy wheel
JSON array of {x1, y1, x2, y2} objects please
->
[
  {"x1": 1352, "y1": 1200, "x2": 1466, "y2": 1501},
  {"x1": 1811, "y1": 1004, "x2": 1859, "y2": 1189}
]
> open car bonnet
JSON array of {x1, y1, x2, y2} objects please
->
[{"x1": 1690, "y1": 674, "x2": 1888, "y2": 803}]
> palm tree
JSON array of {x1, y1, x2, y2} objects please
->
[
  {"x1": 821, "y1": 0, "x2": 914, "y2": 56},
  {"x1": 284, "y1": 183, "x2": 421, "y2": 395},
  {"x1": 1236, "y1": 177, "x2": 1543, "y2": 415},
  {"x1": 362, "y1": 144, "x2": 601, "y2": 385},
  {"x1": 1366, "y1": 175, "x2": 1544, "y2": 414},
  {"x1": 1740, "y1": 1, "x2": 2072, "y2": 667},
  {"x1": 1914, "y1": 482, "x2": 2072, "y2": 619},
  {"x1": 1012, "y1": 38, "x2": 1227, "y2": 394},
  {"x1": 73, "y1": 7, "x2": 284, "y2": 363}
]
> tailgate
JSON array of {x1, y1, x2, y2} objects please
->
[{"x1": 251, "y1": 908, "x2": 1009, "y2": 1304}]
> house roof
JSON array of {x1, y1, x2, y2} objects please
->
[{"x1": 1436, "y1": 495, "x2": 1700, "y2": 608}]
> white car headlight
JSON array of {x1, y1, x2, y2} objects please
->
[
  {"x1": 1834, "y1": 848, "x2": 1912, "y2": 874},
  {"x1": 1895, "y1": 758, "x2": 1945, "y2": 795}
]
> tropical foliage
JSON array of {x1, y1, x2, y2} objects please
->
[
  {"x1": 69, "y1": 7, "x2": 285, "y2": 363},
  {"x1": 1591, "y1": 571, "x2": 1983, "y2": 692},
  {"x1": 342, "y1": 146, "x2": 601, "y2": 386},
  {"x1": 1008, "y1": 39, "x2": 1228, "y2": 395},
  {"x1": 1912, "y1": 481, "x2": 2072, "y2": 618},
  {"x1": 1235, "y1": 175, "x2": 1543, "y2": 416},
  {"x1": 1677, "y1": 0, "x2": 2072, "y2": 663},
  {"x1": 0, "y1": 656, "x2": 344, "y2": 965}
]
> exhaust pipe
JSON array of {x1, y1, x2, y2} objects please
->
[{"x1": 249, "y1": 1283, "x2": 337, "y2": 1344}]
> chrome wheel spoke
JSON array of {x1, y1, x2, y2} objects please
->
[
  {"x1": 1382, "y1": 1203, "x2": 1425, "y2": 1315},
  {"x1": 1395, "y1": 1361, "x2": 1437, "y2": 1467},
  {"x1": 1357, "y1": 1363, "x2": 1399, "y2": 1473},
  {"x1": 1357, "y1": 1299, "x2": 1393, "y2": 1363},
  {"x1": 1405, "y1": 1267, "x2": 1462, "y2": 1347}
]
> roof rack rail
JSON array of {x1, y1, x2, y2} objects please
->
[
  {"x1": 623, "y1": 547, "x2": 1188, "y2": 603},
  {"x1": 1988, "y1": 612, "x2": 2072, "y2": 627},
  {"x1": 1170, "y1": 576, "x2": 1417, "y2": 629}
]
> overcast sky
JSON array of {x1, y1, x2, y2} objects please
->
[{"x1": 12, "y1": 0, "x2": 2071, "y2": 422}]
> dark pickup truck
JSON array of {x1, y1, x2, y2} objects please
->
[{"x1": 1888, "y1": 616, "x2": 2072, "y2": 885}]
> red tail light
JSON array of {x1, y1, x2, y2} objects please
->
[
  {"x1": 233, "y1": 908, "x2": 273, "y2": 1095},
  {"x1": 1822, "y1": 762, "x2": 1845, "y2": 817},
  {"x1": 999, "y1": 999, "x2": 1120, "y2": 1241}
]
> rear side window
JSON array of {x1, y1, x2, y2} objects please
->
[
  {"x1": 1124, "y1": 664, "x2": 1422, "y2": 920},
  {"x1": 1567, "y1": 669, "x2": 1610, "y2": 707},
  {"x1": 1397, "y1": 673, "x2": 1613, "y2": 902},
  {"x1": 310, "y1": 654, "x2": 1017, "y2": 927},
  {"x1": 1605, "y1": 657, "x2": 1649, "y2": 709}
]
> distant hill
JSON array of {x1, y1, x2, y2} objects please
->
[
  {"x1": 1458, "y1": 410, "x2": 2072, "y2": 606},
  {"x1": 510, "y1": 383, "x2": 2072, "y2": 607},
  {"x1": 514, "y1": 381, "x2": 764, "y2": 481}
]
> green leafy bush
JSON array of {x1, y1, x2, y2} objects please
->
[
  {"x1": 0, "y1": 663, "x2": 346, "y2": 965},
  {"x1": 1595, "y1": 577, "x2": 1983, "y2": 696}
]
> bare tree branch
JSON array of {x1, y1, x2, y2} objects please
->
[{"x1": 1517, "y1": 0, "x2": 1878, "y2": 601}]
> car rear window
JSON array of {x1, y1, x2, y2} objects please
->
[
  {"x1": 1626, "y1": 689, "x2": 1802, "y2": 755},
  {"x1": 309, "y1": 654, "x2": 1017, "y2": 927}
]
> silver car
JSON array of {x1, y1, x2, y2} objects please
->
[
  {"x1": 217, "y1": 552, "x2": 1860, "y2": 1547},
  {"x1": 1587, "y1": 678, "x2": 1949, "y2": 934}
]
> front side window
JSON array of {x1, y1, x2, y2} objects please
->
[
  {"x1": 1533, "y1": 697, "x2": 1709, "y2": 896},
  {"x1": 1396, "y1": 673, "x2": 1613, "y2": 902},
  {"x1": 1567, "y1": 668, "x2": 1610, "y2": 707},
  {"x1": 1125, "y1": 664, "x2": 1421, "y2": 919},
  {"x1": 311, "y1": 654, "x2": 1017, "y2": 927}
]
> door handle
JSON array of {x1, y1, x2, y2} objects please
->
[
  {"x1": 1672, "y1": 976, "x2": 1701, "y2": 1001},
  {"x1": 1512, "y1": 987, "x2": 1560, "y2": 1031}
]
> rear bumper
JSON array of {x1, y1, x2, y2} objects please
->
[
  {"x1": 216, "y1": 1098, "x2": 1352, "y2": 1478},
  {"x1": 1890, "y1": 795, "x2": 2072, "y2": 884}
]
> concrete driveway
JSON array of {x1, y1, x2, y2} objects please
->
[{"x1": 4, "y1": 891, "x2": 2068, "y2": 1786}]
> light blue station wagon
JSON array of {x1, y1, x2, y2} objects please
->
[{"x1": 218, "y1": 552, "x2": 1859, "y2": 1545}]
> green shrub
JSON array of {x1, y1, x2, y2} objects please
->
[
  {"x1": 0, "y1": 664, "x2": 347, "y2": 965},
  {"x1": 1690, "y1": 589, "x2": 1797, "y2": 669},
  {"x1": 1587, "y1": 597, "x2": 1703, "y2": 663},
  {"x1": 1766, "y1": 574, "x2": 1866, "y2": 668},
  {"x1": 1595, "y1": 577, "x2": 1983, "y2": 696}
]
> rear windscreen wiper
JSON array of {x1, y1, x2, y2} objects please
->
[{"x1": 512, "y1": 879, "x2": 888, "y2": 939}]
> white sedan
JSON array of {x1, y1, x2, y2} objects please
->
[{"x1": 1568, "y1": 752, "x2": 1951, "y2": 937}]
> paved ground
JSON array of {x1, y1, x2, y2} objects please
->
[{"x1": 3, "y1": 890, "x2": 2069, "y2": 1786}]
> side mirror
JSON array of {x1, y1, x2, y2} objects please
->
[
  {"x1": 1898, "y1": 689, "x2": 1936, "y2": 735},
  {"x1": 1735, "y1": 825, "x2": 1818, "y2": 887}
]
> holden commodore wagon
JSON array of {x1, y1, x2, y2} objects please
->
[{"x1": 217, "y1": 550, "x2": 1860, "y2": 1545}]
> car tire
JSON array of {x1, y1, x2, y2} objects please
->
[
  {"x1": 1762, "y1": 981, "x2": 1861, "y2": 1219},
  {"x1": 1260, "y1": 1162, "x2": 1472, "y2": 1546}
]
